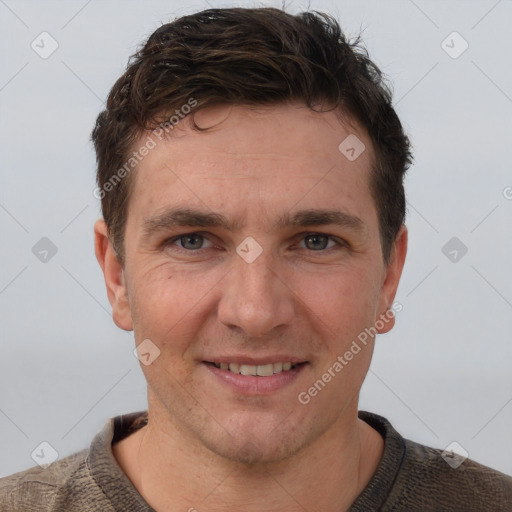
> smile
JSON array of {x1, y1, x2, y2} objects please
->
[
  {"x1": 207, "y1": 361, "x2": 304, "y2": 376},
  {"x1": 203, "y1": 360, "x2": 308, "y2": 394}
]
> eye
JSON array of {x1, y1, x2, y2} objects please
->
[
  {"x1": 166, "y1": 233, "x2": 213, "y2": 251},
  {"x1": 297, "y1": 233, "x2": 344, "y2": 252}
]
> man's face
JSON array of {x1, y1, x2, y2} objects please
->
[{"x1": 99, "y1": 102, "x2": 406, "y2": 464}]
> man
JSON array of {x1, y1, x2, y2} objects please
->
[{"x1": 1, "y1": 6, "x2": 511, "y2": 511}]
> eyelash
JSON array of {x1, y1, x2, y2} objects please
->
[{"x1": 163, "y1": 232, "x2": 347, "y2": 254}]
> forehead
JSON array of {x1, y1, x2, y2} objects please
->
[
  {"x1": 178, "y1": 102, "x2": 372, "y2": 160},
  {"x1": 127, "y1": 103, "x2": 376, "y2": 226}
]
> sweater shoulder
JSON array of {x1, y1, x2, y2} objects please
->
[
  {"x1": 385, "y1": 439, "x2": 512, "y2": 511},
  {"x1": 0, "y1": 448, "x2": 113, "y2": 512}
]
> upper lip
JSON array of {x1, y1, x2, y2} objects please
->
[{"x1": 203, "y1": 356, "x2": 308, "y2": 365}]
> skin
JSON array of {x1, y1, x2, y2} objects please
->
[{"x1": 95, "y1": 102, "x2": 407, "y2": 512}]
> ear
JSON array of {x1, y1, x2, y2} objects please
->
[
  {"x1": 376, "y1": 225, "x2": 408, "y2": 334},
  {"x1": 94, "y1": 219, "x2": 133, "y2": 331}
]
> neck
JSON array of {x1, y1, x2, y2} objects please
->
[{"x1": 114, "y1": 402, "x2": 384, "y2": 512}]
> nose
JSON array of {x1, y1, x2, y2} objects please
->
[{"x1": 217, "y1": 248, "x2": 295, "y2": 339}]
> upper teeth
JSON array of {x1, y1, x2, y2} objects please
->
[{"x1": 215, "y1": 362, "x2": 295, "y2": 376}]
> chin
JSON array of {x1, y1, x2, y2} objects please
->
[
  {"x1": 200, "y1": 423, "x2": 311, "y2": 466},
  {"x1": 212, "y1": 439, "x2": 293, "y2": 466}
]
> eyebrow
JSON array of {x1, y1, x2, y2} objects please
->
[{"x1": 141, "y1": 207, "x2": 366, "y2": 237}]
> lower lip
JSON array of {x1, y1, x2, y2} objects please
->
[{"x1": 203, "y1": 362, "x2": 307, "y2": 394}]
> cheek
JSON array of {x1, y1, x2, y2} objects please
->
[
  {"x1": 127, "y1": 261, "x2": 223, "y2": 349},
  {"x1": 129, "y1": 266, "x2": 175, "y2": 333},
  {"x1": 296, "y1": 271, "x2": 378, "y2": 408},
  {"x1": 291, "y1": 262, "x2": 381, "y2": 335}
]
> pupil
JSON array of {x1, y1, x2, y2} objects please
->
[
  {"x1": 184, "y1": 235, "x2": 202, "y2": 249},
  {"x1": 306, "y1": 234, "x2": 327, "y2": 250}
]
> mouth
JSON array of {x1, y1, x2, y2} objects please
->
[
  {"x1": 202, "y1": 359, "x2": 308, "y2": 394},
  {"x1": 204, "y1": 361, "x2": 307, "y2": 376}
]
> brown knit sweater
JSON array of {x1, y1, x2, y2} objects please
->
[{"x1": 1, "y1": 410, "x2": 511, "y2": 511}]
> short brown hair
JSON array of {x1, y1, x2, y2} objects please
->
[{"x1": 91, "y1": 7, "x2": 412, "y2": 265}]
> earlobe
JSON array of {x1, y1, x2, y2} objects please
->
[
  {"x1": 94, "y1": 219, "x2": 133, "y2": 331},
  {"x1": 376, "y1": 225, "x2": 408, "y2": 334}
]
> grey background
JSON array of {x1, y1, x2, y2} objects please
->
[{"x1": 1, "y1": 0, "x2": 511, "y2": 477}]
